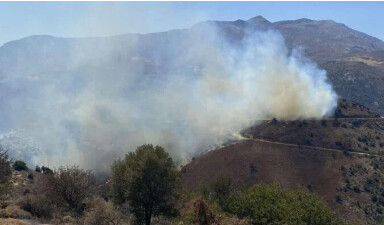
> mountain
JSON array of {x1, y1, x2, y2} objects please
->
[
  {"x1": 322, "y1": 51, "x2": 384, "y2": 113},
  {"x1": 273, "y1": 18, "x2": 384, "y2": 63},
  {"x1": 1, "y1": 16, "x2": 384, "y2": 114}
]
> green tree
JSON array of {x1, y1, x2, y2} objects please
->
[
  {"x1": 12, "y1": 160, "x2": 28, "y2": 171},
  {"x1": 111, "y1": 144, "x2": 180, "y2": 225}
]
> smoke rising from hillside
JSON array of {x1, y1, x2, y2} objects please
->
[{"x1": 0, "y1": 23, "x2": 337, "y2": 171}]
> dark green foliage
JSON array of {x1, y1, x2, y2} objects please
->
[
  {"x1": 35, "y1": 166, "x2": 41, "y2": 173},
  {"x1": 226, "y1": 183, "x2": 343, "y2": 225},
  {"x1": 249, "y1": 163, "x2": 257, "y2": 174},
  {"x1": 13, "y1": 160, "x2": 28, "y2": 171},
  {"x1": 41, "y1": 166, "x2": 53, "y2": 174},
  {"x1": 27, "y1": 173, "x2": 34, "y2": 180},
  {"x1": 0, "y1": 148, "x2": 11, "y2": 196},
  {"x1": 335, "y1": 141, "x2": 343, "y2": 149},
  {"x1": 335, "y1": 195, "x2": 343, "y2": 204},
  {"x1": 111, "y1": 144, "x2": 180, "y2": 225},
  {"x1": 21, "y1": 195, "x2": 53, "y2": 218},
  {"x1": 321, "y1": 120, "x2": 327, "y2": 127},
  {"x1": 353, "y1": 120, "x2": 363, "y2": 128},
  {"x1": 343, "y1": 150, "x2": 351, "y2": 156},
  {"x1": 353, "y1": 186, "x2": 361, "y2": 193}
]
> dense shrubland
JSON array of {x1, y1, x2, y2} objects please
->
[{"x1": 0, "y1": 144, "x2": 350, "y2": 225}]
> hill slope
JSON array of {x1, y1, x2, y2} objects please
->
[{"x1": 182, "y1": 101, "x2": 384, "y2": 224}]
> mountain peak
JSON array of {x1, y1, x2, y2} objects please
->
[{"x1": 247, "y1": 16, "x2": 271, "y2": 25}]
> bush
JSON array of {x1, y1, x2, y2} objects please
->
[
  {"x1": 27, "y1": 173, "x2": 33, "y2": 180},
  {"x1": 353, "y1": 120, "x2": 363, "y2": 128},
  {"x1": 85, "y1": 197, "x2": 127, "y2": 225},
  {"x1": 45, "y1": 165, "x2": 95, "y2": 213},
  {"x1": 321, "y1": 120, "x2": 327, "y2": 127},
  {"x1": 41, "y1": 166, "x2": 53, "y2": 174},
  {"x1": 20, "y1": 195, "x2": 53, "y2": 218},
  {"x1": 335, "y1": 195, "x2": 343, "y2": 204},
  {"x1": 353, "y1": 186, "x2": 361, "y2": 193},
  {"x1": 13, "y1": 161, "x2": 28, "y2": 171},
  {"x1": 226, "y1": 183, "x2": 343, "y2": 225},
  {"x1": 35, "y1": 166, "x2": 41, "y2": 173}
]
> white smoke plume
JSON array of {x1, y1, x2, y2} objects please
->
[{"x1": 0, "y1": 22, "x2": 337, "y2": 171}]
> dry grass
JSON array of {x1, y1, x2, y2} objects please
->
[
  {"x1": 0, "y1": 218, "x2": 30, "y2": 225},
  {"x1": 84, "y1": 197, "x2": 128, "y2": 225},
  {"x1": 0, "y1": 205, "x2": 31, "y2": 219}
]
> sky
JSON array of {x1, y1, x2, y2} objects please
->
[{"x1": 0, "y1": 1, "x2": 383, "y2": 46}]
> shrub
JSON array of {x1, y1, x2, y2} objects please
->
[
  {"x1": 85, "y1": 197, "x2": 126, "y2": 225},
  {"x1": 35, "y1": 166, "x2": 41, "y2": 173},
  {"x1": 41, "y1": 166, "x2": 53, "y2": 174},
  {"x1": 13, "y1": 161, "x2": 28, "y2": 171},
  {"x1": 226, "y1": 183, "x2": 342, "y2": 225},
  {"x1": 45, "y1": 165, "x2": 95, "y2": 213},
  {"x1": 353, "y1": 186, "x2": 361, "y2": 193},
  {"x1": 335, "y1": 141, "x2": 343, "y2": 149},
  {"x1": 335, "y1": 195, "x2": 343, "y2": 204},
  {"x1": 321, "y1": 120, "x2": 327, "y2": 127},
  {"x1": 27, "y1": 173, "x2": 33, "y2": 180},
  {"x1": 353, "y1": 120, "x2": 363, "y2": 128},
  {"x1": 20, "y1": 195, "x2": 53, "y2": 218}
]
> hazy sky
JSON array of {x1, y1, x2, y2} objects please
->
[{"x1": 1, "y1": 1, "x2": 383, "y2": 46}]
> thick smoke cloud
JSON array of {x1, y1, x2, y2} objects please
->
[{"x1": 0, "y1": 23, "x2": 337, "y2": 171}]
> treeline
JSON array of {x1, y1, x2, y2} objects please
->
[{"x1": 0, "y1": 144, "x2": 352, "y2": 225}]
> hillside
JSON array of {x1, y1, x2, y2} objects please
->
[
  {"x1": 182, "y1": 101, "x2": 384, "y2": 224},
  {"x1": 241, "y1": 99, "x2": 383, "y2": 155},
  {"x1": 182, "y1": 139, "x2": 384, "y2": 225}
]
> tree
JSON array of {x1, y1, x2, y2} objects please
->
[
  {"x1": 0, "y1": 147, "x2": 11, "y2": 196},
  {"x1": 41, "y1": 166, "x2": 53, "y2": 174},
  {"x1": 12, "y1": 160, "x2": 28, "y2": 171},
  {"x1": 46, "y1": 165, "x2": 95, "y2": 213},
  {"x1": 111, "y1": 144, "x2": 180, "y2": 225}
]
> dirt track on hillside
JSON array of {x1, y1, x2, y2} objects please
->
[{"x1": 246, "y1": 137, "x2": 381, "y2": 157}]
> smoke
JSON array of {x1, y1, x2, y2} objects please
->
[{"x1": 0, "y1": 22, "x2": 337, "y2": 171}]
